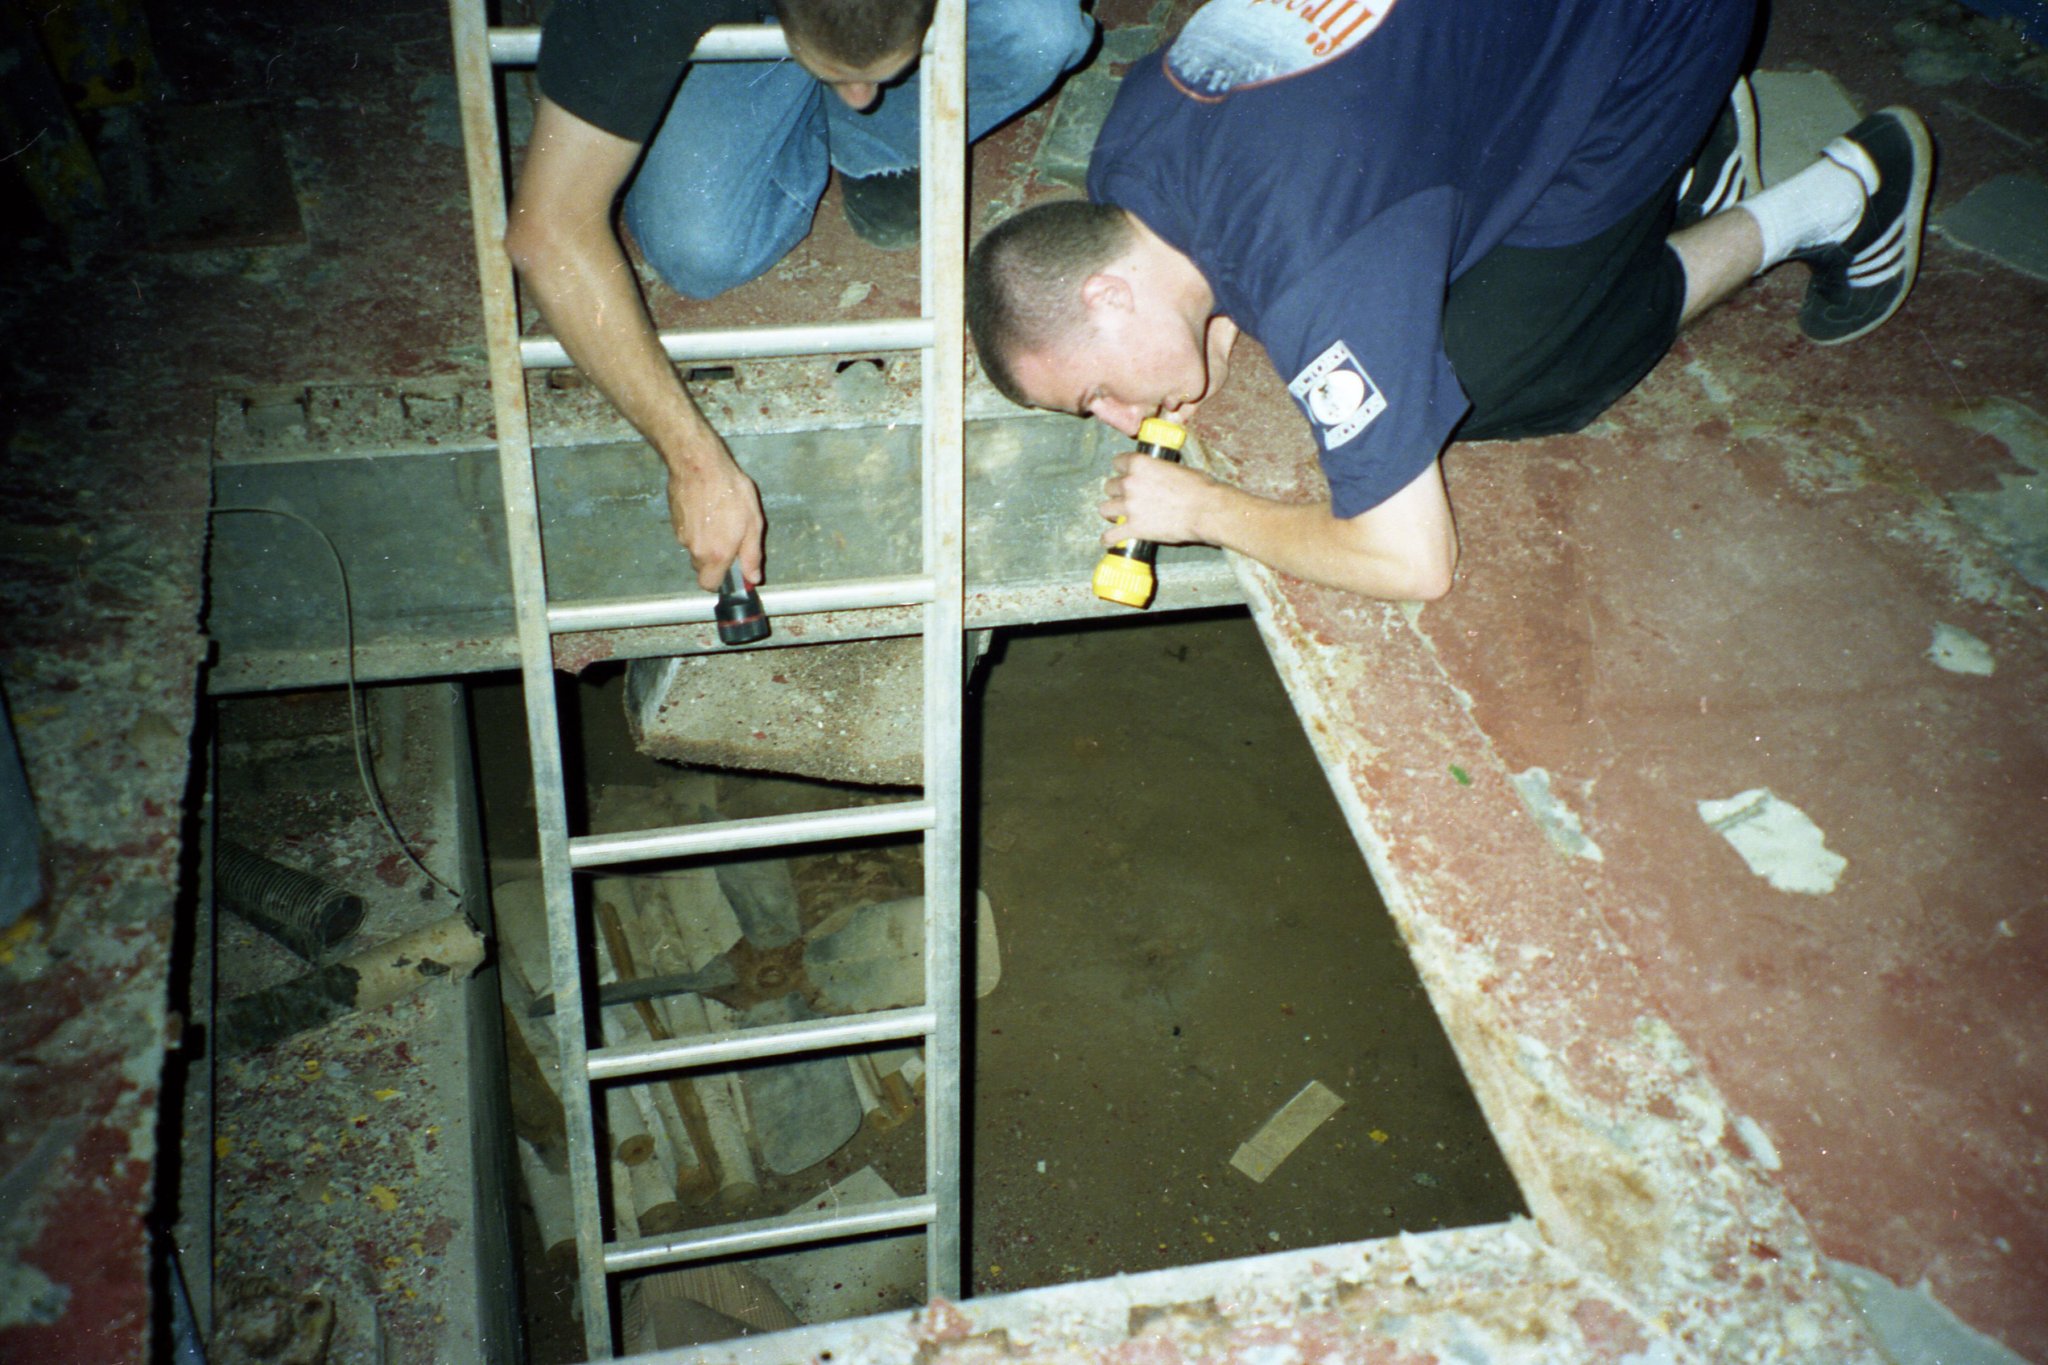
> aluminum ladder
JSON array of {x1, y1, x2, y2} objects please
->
[{"x1": 446, "y1": 3, "x2": 968, "y2": 1356}]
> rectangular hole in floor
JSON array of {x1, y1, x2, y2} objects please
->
[
  {"x1": 196, "y1": 552, "x2": 1524, "y2": 1361},
  {"x1": 471, "y1": 606, "x2": 1526, "y2": 1356}
]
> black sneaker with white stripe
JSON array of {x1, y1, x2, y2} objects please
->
[
  {"x1": 1796, "y1": 107, "x2": 1934, "y2": 346},
  {"x1": 1676, "y1": 75, "x2": 1759, "y2": 229}
]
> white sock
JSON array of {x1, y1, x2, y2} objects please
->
[{"x1": 1738, "y1": 138, "x2": 1880, "y2": 271}]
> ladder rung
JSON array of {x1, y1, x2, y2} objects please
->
[
  {"x1": 604, "y1": 1195, "x2": 936, "y2": 1275},
  {"x1": 546, "y1": 574, "x2": 935, "y2": 636},
  {"x1": 587, "y1": 1006, "x2": 935, "y2": 1081},
  {"x1": 570, "y1": 800, "x2": 936, "y2": 869},
  {"x1": 489, "y1": 23, "x2": 790, "y2": 67},
  {"x1": 521, "y1": 317, "x2": 934, "y2": 371}
]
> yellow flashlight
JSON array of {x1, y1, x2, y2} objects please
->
[{"x1": 1091, "y1": 418, "x2": 1187, "y2": 609}]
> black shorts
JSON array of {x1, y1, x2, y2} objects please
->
[{"x1": 1442, "y1": 167, "x2": 1688, "y2": 442}]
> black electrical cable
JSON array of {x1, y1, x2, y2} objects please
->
[{"x1": 209, "y1": 505, "x2": 462, "y2": 904}]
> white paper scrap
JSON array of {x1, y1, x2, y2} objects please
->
[
  {"x1": 1698, "y1": 788, "x2": 1846, "y2": 895},
  {"x1": 1230, "y1": 1080, "x2": 1345, "y2": 1183}
]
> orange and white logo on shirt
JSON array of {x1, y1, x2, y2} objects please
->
[
  {"x1": 1168, "y1": 0, "x2": 1396, "y2": 99},
  {"x1": 1289, "y1": 339, "x2": 1385, "y2": 448}
]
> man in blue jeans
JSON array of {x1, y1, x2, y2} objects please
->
[{"x1": 508, "y1": 0, "x2": 1093, "y2": 591}]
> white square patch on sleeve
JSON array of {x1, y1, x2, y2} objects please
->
[{"x1": 1288, "y1": 339, "x2": 1386, "y2": 450}]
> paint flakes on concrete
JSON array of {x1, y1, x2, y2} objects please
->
[
  {"x1": 1894, "y1": 504, "x2": 2035, "y2": 613},
  {"x1": 1769, "y1": 425, "x2": 1879, "y2": 498},
  {"x1": 1697, "y1": 789, "x2": 1846, "y2": 895},
  {"x1": 0, "y1": 1261, "x2": 68, "y2": 1331},
  {"x1": 1892, "y1": 5, "x2": 2048, "y2": 96},
  {"x1": 1830, "y1": 1260, "x2": 2034, "y2": 1365},
  {"x1": 1938, "y1": 175, "x2": 2048, "y2": 283},
  {"x1": 1944, "y1": 399, "x2": 2048, "y2": 595},
  {"x1": 1511, "y1": 768, "x2": 1604, "y2": 863},
  {"x1": 1681, "y1": 358, "x2": 1736, "y2": 408},
  {"x1": 1927, "y1": 622, "x2": 1996, "y2": 675}
]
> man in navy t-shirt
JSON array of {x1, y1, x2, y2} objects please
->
[{"x1": 967, "y1": 0, "x2": 1932, "y2": 601}]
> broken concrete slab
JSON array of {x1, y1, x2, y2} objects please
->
[
  {"x1": 627, "y1": 640, "x2": 923, "y2": 786},
  {"x1": 712, "y1": 855, "x2": 801, "y2": 949}
]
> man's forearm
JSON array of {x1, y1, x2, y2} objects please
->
[
  {"x1": 512, "y1": 221, "x2": 725, "y2": 477},
  {"x1": 1190, "y1": 465, "x2": 1459, "y2": 602},
  {"x1": 504, "y1": 98, "x2": 764, "y2": 588}
]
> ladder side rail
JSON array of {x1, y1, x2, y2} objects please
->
[
  {"x1": 917, "y1": 0, "x2": 970, "y2": 1302},
  {"x1": 520, "y1": 317, "x2": 934, "y2": 370},
  {"x1": 545, "y1": 573, "x2": 936, "y2": 636},
  {"x1": 604, "y1": 1196, "x2": 938, "y2": 1275},
  {"x1": 587, "y1": 1006, "x2": 937, "y2": 1081},
  {"x1": 445, "y1": 0, "x2": 614, "y2": 1354}
]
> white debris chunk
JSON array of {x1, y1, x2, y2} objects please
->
[
  {"x1": 1697, "y1": 789, "x2": 1846, "y2": 895},
  {"x1": 1927, "y1": 622, "x2": 1995, "y2": 676},
  {"x1": 1230, "y1": 1081, "x2": 1345, "y2": 1183},
  {"x1": 1735, "y1": 1114, "x2": 1782, "y2": 1171},
  {"x1": 1511, "y1": 767, "x2": 1604, "y2": 862}
]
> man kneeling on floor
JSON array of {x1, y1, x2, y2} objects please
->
[
  {"x1": 965, "y1": 0, "x2": 1933, "y2": 603},
  {"x1": 509, "y1": 0, "x2": 1094, "y2": 592}
]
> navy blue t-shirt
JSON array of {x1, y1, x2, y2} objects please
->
[
  {"x1": 1088, "y1": 0, "x2": 1750, "y2": 518},
  {"x1": 539, "y1": 0, "x2": 772, "y2": 143}
]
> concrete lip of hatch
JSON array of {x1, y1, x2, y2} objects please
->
[{"x1": 207, "y1": 410, "x2": 1242, "y2": 693}]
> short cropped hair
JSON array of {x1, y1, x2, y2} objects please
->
[
  {"x1": 773, "y1": 0, "x2": 935, "y2": 66},
  {"x1": 966, "y1": 199, "x2": 1133, "y2": 405}
]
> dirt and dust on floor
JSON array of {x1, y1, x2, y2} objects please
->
[
  {"x1": 470, "y1": 607, "x2": 1524, "y2": 1359},
  {"x1": 206, "y1": 685, "x2": 499, "y2": 1364}
]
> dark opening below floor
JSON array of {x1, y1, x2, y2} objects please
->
[
  {"x1": 472, "y1": 607, "x2": 1523, "y2": 1355},
  {"x1": 966, "y1": 610, "x2": 1522, "y2": 1291}
]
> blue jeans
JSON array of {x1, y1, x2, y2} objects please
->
[{"x1": 623, "y1": 0, "x2": 1095, "y2": 299}]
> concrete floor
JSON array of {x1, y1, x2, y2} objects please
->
[
  {"x1": 0, "y1": 0, "x2": 2043, "y2": 1361},
  {"x1": 1162, "y1": 1, "x2": 2048, "y2": 1354}
]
